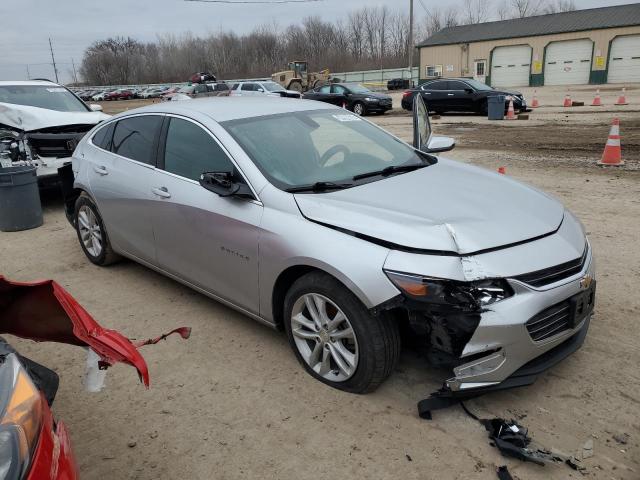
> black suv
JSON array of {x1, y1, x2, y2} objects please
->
[{"x1": 401, "y1": 78, "x2": 526, "y2": 115}]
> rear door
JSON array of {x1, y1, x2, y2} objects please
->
[
  {"x1": 420, "y1": 80, "x2": 448, "y2": 111},
  {"x1": 87, "y1": 114, "x2": 162, "y2": 264},
  {"x1": 149, "y1": 116, "x2": 262, "y2": 313}
]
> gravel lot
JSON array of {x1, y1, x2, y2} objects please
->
[{"x1": 1, "y1": 84, "x2": 639, "y2": 479}]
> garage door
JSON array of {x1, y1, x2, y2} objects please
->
[
  {"x1": 608, "y1": 35, "x2": 640, "y2": 84},
  {"x1": 491, "y1": 45, "x2": 532, "y2": 87},
  {"x1": 545, "y1": 39, "x2": 592, "y2": 85}
]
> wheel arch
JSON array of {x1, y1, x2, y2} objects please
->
[{"x1": 270, "y1": 262, "x2": 382, "y2": 330}]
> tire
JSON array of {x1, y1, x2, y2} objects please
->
[
  {"x1": 283, "y1": 272, "x2": 400, "y2": 393},
  {"x1": 74, "y1": 192, "x2": 120, "y2": 266},
  {"x1": 352, "y1": 102, "x2": 366, "y2": 116},
  {"x1": 289, "y1": 81, "x2": 303, "y2": 93}
]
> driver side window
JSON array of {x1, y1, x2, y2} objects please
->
[
  {"x1": 163, "y1": 118, "x2": 234, "y2": 181},
  {"x1": 318, "y1": 85, "x2": 331, "y2": 94},
  {"x1": 331, "y1": 85, "x2": 347, "y2": 94}
]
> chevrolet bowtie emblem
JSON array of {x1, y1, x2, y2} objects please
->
[{"x1": 579, "y1": 275, "x2": 593, "y2": 290}]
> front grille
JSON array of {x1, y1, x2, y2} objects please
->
[
  {"x1": 526, "y1": 300, "x2": 572, "y2": 341},
  {"x1": 514, "y1": 244, "x2": 588, "y2": 288}
]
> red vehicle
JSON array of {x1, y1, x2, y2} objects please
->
[
  {"x1": 104, "y1": 88, "x2": 134, "y2": 101},
  {"x1": 0, "y1": 276, "x2": 189, "y2": 479}
]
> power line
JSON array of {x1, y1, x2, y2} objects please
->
[{"x1": 184, "y1": 0, "x2": 323, "y2": 3}]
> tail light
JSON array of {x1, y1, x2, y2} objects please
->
[{"x1": 403, "y1": 91, "x2": 413, "y2": 98}]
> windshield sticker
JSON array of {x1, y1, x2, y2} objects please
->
[
  {"x1": 332, "y1": 114, "x2": 361, "y2": 122},
  {"x1": 46, "y1": 88, "x2": 67, "y2": 93}
]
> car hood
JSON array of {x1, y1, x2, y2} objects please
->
[
  {"x1": 294, "y1": 159, "x2": 564, "y2": 255},
  {"x1": 494, "y1": 89, "x2": 522, "y2": 97},
  {"x1": 0, "y1": 102, "x2": 109, "y2": 132}
]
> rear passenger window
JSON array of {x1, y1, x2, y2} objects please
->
[
  {"x1": 241, "y1": 83, "x2": 256, "y2": 91},
  {"x1": 163, "y1": 118, "x2": 234, "y2": 181},
  {"x1": 426, "y1": 81, "x2": 448, "y2": 90},
  {"x1": 112, "y1": 115, "x2": 162, "y2": 165},
  {"x1": 92, "y1": 122, "x2": 114, "y2": 151}
]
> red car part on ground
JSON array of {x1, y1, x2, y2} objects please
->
[{"x1": 0, "y1": 276, "x2": 190, "y2": 479}]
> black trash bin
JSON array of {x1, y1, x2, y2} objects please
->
[
  {"x1": 0, "y1": 165, "x2": 43, "y2": 232},
  {"x1": 487, "y1": 95, "x2": 506, "y2": 120}
]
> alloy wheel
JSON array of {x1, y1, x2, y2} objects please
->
[
  {"x1": 353, "y1": 103, "x2": 364, "y2": 116},
  {"x1": 290, "y1": 293, "x2": 359, "y2": 382},
  {"x1": 77, "y1": 205, "x2": 103, "y2": 257}
]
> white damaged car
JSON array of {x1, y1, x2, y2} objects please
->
[{"x1": 0, "y1": 80, "x2": 110, "y2": 186}]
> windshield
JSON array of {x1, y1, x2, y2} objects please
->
[
  {"x1": 464, "y1": 79, "x2": 493, "y2": 91},
  {"x1": 263, "y1": 82, "x2": 284, "y2": 92},
  {"x1": 0, "y1": 85, "x2": 89, "y2": 112},
  {"x1": 345, "y1": 84, "x2": 371, "y2": 94},
  {"x1": 222, "y1": 109, "x2": 429, "y2": 190}
]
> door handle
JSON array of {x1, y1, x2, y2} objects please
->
[
  {"x1": 93, "y1": 165, "x2": 108, "y2": 175},
  {"x1": 447, "y1": 93, "x2": 455, "y2": 96},
  {"x1": 152, "y1": 186, "x2": 171, "y2": 198}
]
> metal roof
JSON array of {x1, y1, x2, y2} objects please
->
[{"x1": 417, "y1": 3, "x2": 640, "y2": 47}]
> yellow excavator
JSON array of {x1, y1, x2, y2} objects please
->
[{"x1": 271, "y1": 61, "x2": 335, "y2": 92}]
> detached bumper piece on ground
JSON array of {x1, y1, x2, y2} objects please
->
[{"x1": 0, "y1": 276, "x2": 190, "y2": 479}]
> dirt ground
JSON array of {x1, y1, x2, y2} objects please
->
[{"x1": 1, "y1": 84, "x2": 639, "y2": 479}]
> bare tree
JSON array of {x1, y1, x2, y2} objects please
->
[
  {"x1": 543, "y1": 0, "x2": 576, "y2": 14},
  {"x1": 510, "y1": 0, "x2": 544, "y2": 18},
  {"x1": 461, "y1": 0, "x2": 491, "y2": 24}
]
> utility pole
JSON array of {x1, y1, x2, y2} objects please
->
[
  {"x1": 408, "y1": 0, "x2": 414, "y2": 85},
  {"x1": 48, "y1": 37, "x2": 59, "y2": 83},
  {"x1": 71, "y1": 58, "x2": 78, "y2": 84}
]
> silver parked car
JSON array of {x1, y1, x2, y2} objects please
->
[{"x1": 61, "y1": 96, "x2": 595, "y2": 397}]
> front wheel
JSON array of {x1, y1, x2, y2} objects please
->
[{"x1": 284, "y1": 272, "x2": 400, "y2": 393}]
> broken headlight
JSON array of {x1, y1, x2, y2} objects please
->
[
  {"x1": 384, "y1": 270, "x2": 513, "y2": 308},
  {"x1": 0, "y1": 354, "x2": 43, "y2": 480},
  {"x1": 0, "y1": 131, "x2": 31, "y2": 167}
]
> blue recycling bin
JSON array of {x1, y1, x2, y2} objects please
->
[{"x1": 487, "y1": 95, "x2": 506, "y2": 120}]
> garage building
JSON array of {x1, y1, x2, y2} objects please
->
[{"x1": 416, "y1": 3, "x2": 640, "y2": 87}]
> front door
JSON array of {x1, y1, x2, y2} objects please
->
[
  {"x1": 149, "y1": 115, "x2": 263, "y2": 314},
  {"x1": 474, "y1": 60, "x2": 487, "y2": 83}
]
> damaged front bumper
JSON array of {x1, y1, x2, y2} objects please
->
[{"x1": 382, "y1": 232, "x2": 595, "y2": 398}]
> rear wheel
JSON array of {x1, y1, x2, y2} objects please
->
[
  {"x1": 284, "y1": 272, "x2": 400, "y2": 393},
  {"x1": 353, "y1": 102, "x2": 366, "y2": 116},
  {"x1": 74, "y1": 193, "x2": 120, "y2": 266}
]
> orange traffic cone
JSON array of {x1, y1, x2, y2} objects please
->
[
  {"x1": 615, "y1": 87, "x2": 628, "y2": 105},
  {"x1": 591, "y1": 89, "x2": 602, "y2": 106},
  {"x1": 498, "y1": 166, "x2": 506, "y2": 174},
  {"x1": 598, "y1": 118, "x2": 624, "y2": 166},
  {"x1": 342, "y1": 101, "x2": 347, "y2": 109},
  {"x1": 506, "y1": 97, "x2": 516, "y2": 120},
  {"x1": 531, "y1": 90, "x2": 539, "y2": 108},
  {"x1": 563, "y1": 93, "x2": 572, "y2": 107}
]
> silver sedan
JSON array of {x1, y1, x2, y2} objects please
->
[{"x1": 62, "y1": 95, "x2": 595, "y2": 396}]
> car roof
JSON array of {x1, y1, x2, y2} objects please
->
[
  {"x1": 114, "y1": 97, "x2": 337, "y2": 122},
  {"x1": 0, "y1": 80, "x2": 61, "y2": 87}
]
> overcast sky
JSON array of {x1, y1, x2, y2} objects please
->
[{"x1": 0, "y1": 0, "x2": 632, "y2": 83}]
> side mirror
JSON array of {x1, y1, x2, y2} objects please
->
[
  {"x1": 464, "y1": 88, "x2": 473, "y2": 94},
  {"x1": 257, "y1": 88, "x2": 264, "y2": 93},
  {"x1": 412, "y1": 93, "x2": 431, "y2": 152},
  {"x1": 200, "y1": 172, "x2": 239, "y2": 197},
  {"x1": 199, "y1": 171, "x2": 253, "y2": 199},
  {"x1": 89, "y1": 104, "x2": 103, "y2": 112},
  {"x1": 427, "y1": 136, "x2": 456, "y2": 153}
]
